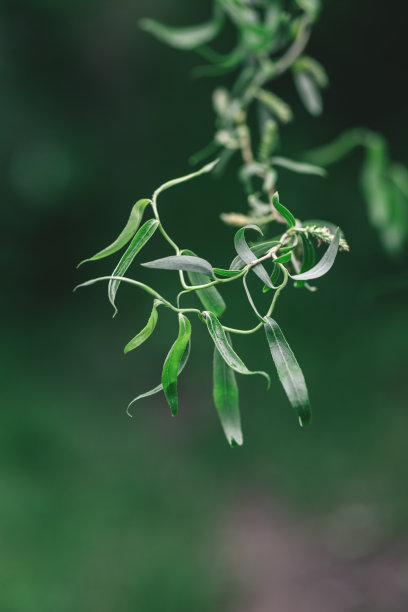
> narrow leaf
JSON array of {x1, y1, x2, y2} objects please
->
[
  {"x1": 274, "y1": 252, "x2": 291, "y2": 264},
  {"x1": 162, "y1": 314, "x2": 192, "y2": 416},
  {"x1": 272, "y1": 192, "x2": 296, "y2": 228},
  {"x1": 291, "y1": 228, "x2": 340, "y2": 280},
  {"x1": 109, "y1": 219, "x2": 159, "y2": 315},
  {"x1": 139, "y1": 13, "x2": 224, "y2": 50},
  {"x1": 295, "y1": 233, "x2": 316, "y2": 288},
  {"x1": 234, "y1": 225, "x2": 274, "y2": 288},
  {"x1": 142, "y1": 255, "x2": 215, "y2": 278},
  {"x1": 213, "y1": 268, "x2": 242, "y2": 278},
  {"x1": 271, "y1": 156, "x2": 327, "y2": 177},
  {"x1": 183, "y1": 250, "x2": 226, "y2": 316},
  {"x1": 127, "y1": 340, "x2": 190, "y2": 414},
  {"x1": 124, "y1": 301, "x2": 160, "y2": 354},
  {"x1": 294, "y1": 71, "x2": 323, "y2": 116},
  {"x1": 78, "y1": 199, "x2": 150, "y2": 267},
  {"x1": 204, "y1": 311, "x2": 270, "y2": 387},
  {"x1": 213, "y1": 340, "x2": 243, "y2": 447},
  {"x1": 264, "y1": 317, "x2": 311, "y2": 426}
]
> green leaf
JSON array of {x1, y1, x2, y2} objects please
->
[
  {"x1": 230, "y1": 239, "x2": 280, "y2": 270},
  {"x1": 291, "y1": 227, "x2": 340, "y2": 280},
  {"x1": 213, "y1": 268, "x2": 243, "y2": 278},
  {"x1": 142, "y1": 255, "x2": 215, "y2": 278},
  {"x1": 293, "y1": 56, "x2": 328, "y2": 88},
  {"x1": 234, "y1": 225, "x2": 274, "y2": 288},
  {"x1": 360, "y1": 136, "x2": 389, "y2": 228},
  {"x1": 78, "y1": 199, "x2": 150, "y2": 267},
  {"x1": 262, "y1": 263, "x2": 282, "y2": 293},
  {"x1": 295, "y1": 233, "x2": 316, "y2": 288},
  {"x1": 127, "y1": 340, "x2": 191, "y2": 415},
  {"x1": 109, "y1": 219, "x2": 159, "y2": 316},
  {"x1": 124, "y1": 301, "x2": 160, "y2": 354},
  {"x1": 264, "y1": 317, "x2": 311, "y2": 427},
  {"x1": 139, "y1": 12, "x2": 224, "y2": 50},
  {"x1": 183, "y1": 250, "x2": 226, "y2": 316},
  {"x1": 162, "y1": 314, "x2": 192, "y2": 416},
  {"x1": 294, "y1": 71, "x2": 323, "y2": 116},
  {"x1": 213, "y1": 338, "x2": 243, "y2": 447},
  {"x1": 271, "y1": 156, "x2": 327, "y2": 177},
  {"x1": 204, "y1": 311, "x2": 270, "y2": 387},
  {"x1": 274, "y1": 252, "x2": 292, "y2": 264},
  {"x1": 272, "y1": 192, "x2": 296, "y2": 228},
  {"x1": 154, "y1": 159, "x2": 219, "y2": 199}
]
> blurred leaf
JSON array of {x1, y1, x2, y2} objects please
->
[
  {"x1": 291, "y1": 227, "x2": 340, "y2": 280},
  {"x1": 271, "y1": 156, "x2": 326, "y2": 176},
  {"x1": 360, "y1": 135, "x2": 389, "y2": 228},
  {"x1": 256, "y1": 90, "x2": 293, "y2": 123},
  {"x1": 162, "y1": 314, "x2": 192, "y2": 416},
  {"x1": 293, "y1": 55, "x2": 328, "y2": 87},
  {"x1": 213, "y1": 338, "x2": 243, "y2": 447},
  {"x1": 204, "y1": 311, "x2": 270, "y2": 387},
  {"x1": 109, "y1": 219, "x2": 159, "y2": 316},
  {"x1": 127, "y1": 340, "x2": 191, "y2": 414},
  {"x1": 139, "y1": 12, "x2": 224, "y2": 50},
  {"x1": 142, "y1": 255, "x2": 215, "y2": 278},
  {"x1": 78, "y1": 199, "x2": 150, "y2": 267},
  {"x1": 264, "y1": 317, "x2": 311, "y2": 426},
  {"x1": 295, "y1": 0, "x2": 321, "y2": 21},
  {"x1": 294, "y1": 71, "x2": 323, "y2": 116},
  {"x1": 234, "y1": 224, "x2": 275, "y2": 288},
  {"x1": 183, "y1": 250, "x2": 226, "y2": 316},
  {"x1": 272, "y1": 192, "x2": 296, "y2": 227},
  {"x1": 124, "y1": 301, "x2": 160, "y2": 354}
]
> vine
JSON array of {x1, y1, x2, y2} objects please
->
[{"x1": 76, "y1": 0, "x2": 407, "y2": 446}]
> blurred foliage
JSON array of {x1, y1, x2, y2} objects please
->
[{"x1": 1, "y1": 1, "x2": 408, "y2": 611}]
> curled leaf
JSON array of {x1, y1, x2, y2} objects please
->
[
  {"x1": 234, "y1": 225, "x2": 274, "y2": 288},
  {"x1": 213, "y1": 338, "x2": 243, "y2": 447},
  {"x1": 291, "y1": 227, "x2": 340, "y2": 280},
  {"x1": 109, "y1": 219, "x2": 159, "y2": 316},
  {"x1": 78, "y1": 199, "x2": 150, "y2": 267},
  {"x1": 272, "y1": 192, "x2": 296, "y2": 228},
  {"x1": 264, "y1": 317, "x2": 311, "y2": 426},
  {"x1": 271, "y1": 156, "x2": 327, "y2": 177},
  {"x1": 124, "y1": 301, "x2": 160, "y2": 354},
  {"x1": 230, "y1": 238, "x2": 280, "y2": 270},
  {"x1": 204, "y1": 311, "x2": 270, "y2": 387},
  {"x1": 162, "y1": 314, "x2": 192, "y2": 416},
  {"x1": 127, "y1": 340, "x2": 191, "y2": 415}
]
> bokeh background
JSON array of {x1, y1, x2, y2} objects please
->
[{"x1": 1, "y1": 1, "x2": 408, "y2": 610}]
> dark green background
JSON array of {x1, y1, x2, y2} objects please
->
[{"x1": 1, "y1": 1, "x2": 407, "y2": 610}]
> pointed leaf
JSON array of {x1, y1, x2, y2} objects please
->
[
  {"x1": 78, "y1": 199, "x2": 150, "y2": 267},
  {"x1": 183, "y1": 250, "x2": 226, "y2": 316},
  {"x1": 234, "y1": 224, "x2": 274, "y2": 288},
  {"x1": 139, "y1": 13, "x2": 224, "y2": 50},
  {"x1": 274, "y1": 252, "x2": 292, "y2": 264},
  {"x1": 213, "y1": 340, "x2": 243, "y2": 447},
  {"x1": 291, "y1": 228, "x2": 340, "y2": 280},
  {"x1": 127, "y1": 340, "x2": 190, "y2": 414},
  {"x1": 142, "y1": 255, "x2": 215, "y2": 278},
  {"x1": 109, "y1": 219, "x2": 159, "y2": 315},
  {"x1": 263, "y1": 263, "x2": 281, "y2": 293},
  {"x1": 204, "y1": 311, "x2": 270, "y2": 387},
  {"x1": 162, "y1": 314, "x2": 192, "y2": 416},
  {"x1": 272, "y1": 192, "x2": 296, "y2": 228},
  {"x1": 213, "y1": 268, "x2": 243, "y2": 278},
  {"x1": 295, "y1": 233, "x2": 316, "y2": 288},
  {"x1": 124, "y1": 301, "x2": 160, "y2": 354},
  {"x1": 264, "y1": 317, "x2": 311, "y2": 426}
]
